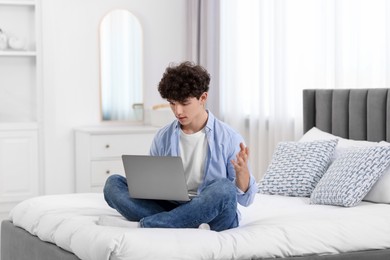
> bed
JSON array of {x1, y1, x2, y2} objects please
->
[{"x1": 2, "y1": 88, "x2": 390, "y2": 260}]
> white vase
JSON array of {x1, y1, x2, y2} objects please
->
[{"x1": 8, "y1": 36, "x2": 25, "y2": 50}]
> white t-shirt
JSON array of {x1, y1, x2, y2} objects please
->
[{"x1": 179, "y1": 128, "x2": 207, "y2": 195}]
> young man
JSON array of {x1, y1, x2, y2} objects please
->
[{"x1": 103, "y1": 61, "x2": 257, "y2": 231}]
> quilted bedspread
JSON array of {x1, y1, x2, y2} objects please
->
[{"x1": 9, "y1": 193, "x2": 390, "y2": 260}]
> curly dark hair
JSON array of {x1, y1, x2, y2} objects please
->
[{"x1": 158, "y1": 61, "x2": 210, "y2": 102}]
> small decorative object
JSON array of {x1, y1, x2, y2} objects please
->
[
  {"x1": 150, "y1": 103, "x2": 175, "y2": 126},
  {"x1": 8, "y1": 36, "x2": 26, "y2": 50},
  {"x1": 0, "y1": 29, "x2": 7, "y2": 50}
]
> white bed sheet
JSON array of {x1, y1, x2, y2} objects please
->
[{"x1": 9, "y1": 193, "x2": 390, "y2": 260}]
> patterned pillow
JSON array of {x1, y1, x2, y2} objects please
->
[
  {"x1": 310, "y1": 146, "x2": 390, "y2": 207},
  {"x1": 258, "y1": 139, "x2": 338, "y2": 197}
]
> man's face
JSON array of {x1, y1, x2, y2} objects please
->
[{"x1": 167, "y1": 92, "x2": 207, "y2": 127}]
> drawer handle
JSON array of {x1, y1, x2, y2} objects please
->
[
  {"x1": 105, "y1": 144, "x2": 110, "y2": 149},
  {"x1": 106, "y1": 170, "x2": 110, "y2": 174}
]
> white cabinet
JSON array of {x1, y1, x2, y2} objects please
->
[
  {"x1": 75, "y1": 126, "x2": 159, "y2": 192},
  {"x1": 0, "y1": 0, "x2": 42, "y2": 218},
  {"x1": 0, "y1": 129, "x2": 38, "y2": 203}
]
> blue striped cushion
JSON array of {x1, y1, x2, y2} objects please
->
[
  {"x1": 258, "y1": 139, "x2": 338, "y2": 197},
  {"x1": 310, "y1": 146, "x2": 390, "y2": 207}
]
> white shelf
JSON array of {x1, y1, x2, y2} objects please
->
[
  {"x1": 0, "y1": 122, "x2": 38, "y2": 130},
  {"x1": 0, "y1": 50, "x2": 36, "y2": 56},
  {"x1": 0, "y1": 1, "x2": 35, "y2": 6}
]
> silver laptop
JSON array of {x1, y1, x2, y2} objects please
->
[{"x1": 122, "y1": 155, "x2": 192, "y2": 201}]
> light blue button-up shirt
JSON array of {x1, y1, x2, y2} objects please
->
[{"x1": 149, "y1": 111, "x2": 257, "y2": 207}]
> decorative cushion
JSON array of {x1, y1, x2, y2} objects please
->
[
  {"x1": 301, "y1": 127, "x2": 390, "y2": 204},
  {"x1": 310, "y1": 146, "x2": 390, "y2": 207},
  {"x1": 258, "y1": 139, "x2": 338, "y2": 197}
]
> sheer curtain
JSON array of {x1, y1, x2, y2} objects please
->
[
  {"x1": 187, "y1": 0, "x2": 221, "y2": 116},
  {"x1": 217, "y1": 0, "x2": 390, "y2": 180}
]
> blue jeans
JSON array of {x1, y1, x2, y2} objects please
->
[{"x1": 103, "y1": 174, "x2": 238, "y2": 231}]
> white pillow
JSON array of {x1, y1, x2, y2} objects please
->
[
  {"x1": 258, "y1": 139, "x2": 338, "y2": 197},
  {"x1": 310, "y1": 146, "x2": 390, "y2": 207},
  {"x1": 364, "y1": 168, "x2": 390, "y2": 203},
  {"x1": 300, "y1": 127, "x2": 382, "y2": 160},
  {"x1": 300, "y1": 127, "x2": 337, "y2": 142},
  {"x1": 301, "y1": 127, "x2": 390, "y2": 204},
  {"x1": 364, "y1": 141, "x2": 390, "y2": 203}
]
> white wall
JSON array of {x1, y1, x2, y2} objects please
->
[{"x1": 41, "y1": 0, "x2": 189, "y2": 194}]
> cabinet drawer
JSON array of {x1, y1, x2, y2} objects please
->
[
  {"x1": 91, "y1": 133, "x2": 154, "y2": 158},
  {"x1": 90, "y1": 160, "x2": 125, "y2": 187}
]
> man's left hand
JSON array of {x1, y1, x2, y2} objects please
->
[{"x1": 231, "y1": 143, "x2": 250, "y2": 193}]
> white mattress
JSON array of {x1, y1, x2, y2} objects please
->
[{"x1": 9, "y1": 193, "x2": 390, "y2": 260}]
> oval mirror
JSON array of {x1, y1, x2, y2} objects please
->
[{"x1": 99, "y1": 10, "x2": 143, "y2": 121}]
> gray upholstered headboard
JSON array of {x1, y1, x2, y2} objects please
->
[{"x1": 303, "y1": 88, "x2": 390, "y2": 142}]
